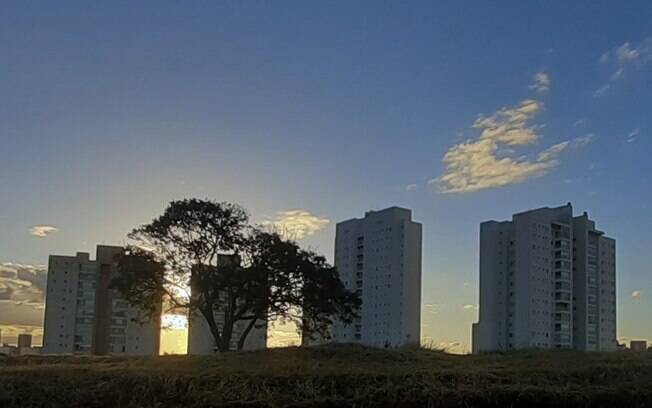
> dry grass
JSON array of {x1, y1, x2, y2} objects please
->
[{"x1": 1, "y1": 344, "x2": 651, "y2": 407}]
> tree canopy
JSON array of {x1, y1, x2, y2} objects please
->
[{"x1": 111, "y1": 198, "x2": 360, "y2": 352}]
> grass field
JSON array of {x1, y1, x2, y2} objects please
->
[{"x1": 1, "y1": 344, "x2": 652, "y2": 407}]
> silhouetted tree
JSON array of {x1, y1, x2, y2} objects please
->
[{"x1": 111, "y1": 199, "x2": 359, "y2": 352}]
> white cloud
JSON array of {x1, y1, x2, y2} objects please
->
[
  {"x1": 627, "y1": 128, "x2": 640, "y2": 143},
  {"x1": 436, "y1": 95, "x2": 587, "y2": 193},
  {"x1": 262, "y1": 210, "x2": 329, "y2": 240},
  {"x1": 573, "y1": 119, "x2": 587, "y2": 128},
  {"x1": 537, "y1": 141, "x2": 570, "y2": 162},
  {"x1": 593, "y1": 84, "x2": 611, "y2": 98},
  {"x1": 405, "y1": 183, "x2": 418, "y2": 191},
  {"x1": 617, "y1": 43, "x2": 641, "y2": 64},
  {"x1": 529, "y1": 71, "x2": 550, "y2": 92},
  {"x1": 595, "y1": 38, "x2": 652, "y2": 97},
  {"x1": 462, "y1": 304, "x2": 477, "y2": 310},
  {"x1": 631, "y1": 290, "x2": 641, "y2": 300},
  {"x1": 573, "y1": 133, "x2": 594, "y2": 147},
  {"x1": 29, "y1": 225, "x2": 59, "y2": 237}
]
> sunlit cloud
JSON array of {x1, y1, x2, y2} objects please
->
[
  {"x1": 421, "y1": 337, "x2": 468, "y2": 354},
  {"x1": 627, "y1": 128, "x2": 640, "y2": 143},
  {"x1": 267, "y1": 324, "x2": 301, "y2": 348},
  {"x1": 29, "y1": 225, "x2": 59, "y2": 237},
  {"x1": 161, "y1": 314, "x2": 188, "y2": 330},
  {"x1": 0, "y1": 262, "x2": 47, "y2": 346},
  {"x1": 435, "y1": 93, "x2": 590, "y2": 193},
  {"x1": 405, "y1": 184, "x2": 418, "y2": 191},
  {"x1": 0, "y1": 262, "x2": 47, "y2": 308},
  {"x1": 529, "y1": 71, "x2": 550, "y2": 93},
  {"x1": 262, "y1": 210, "x2": 329, "y2": 240},
  {"x1": 595, "y1": 38, "x2": 652, "y2": 97},
  {"x1": 0, "y1": 324, "x2": 43, "y2": 346},
  {"x1": 631, "y1": 290, "x2": 641, "y2": 300}
]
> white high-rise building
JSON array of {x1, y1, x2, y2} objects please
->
[
  {"x1": 331, "y1": 207, "x2": 422, "y2": 347},
  {"x1": 472, "y1": 203, "x2": 617, "y2": 353},
  {"x1": 42, "y1": 246, "x2": 160, "y2": 355}
]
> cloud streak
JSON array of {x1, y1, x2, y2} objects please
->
[
  {"x1": 595, "y1": 38, "x2": 652, "y2": 97},
  {"x1": 262, "y1": 210, "x2": 330, "y2": 240},
  {"x1": 29, "y1": 225, "x2": 59, "y2": 237},
  {"x1": 627, "y1": 129, "x2": 640, "y2": 143}
]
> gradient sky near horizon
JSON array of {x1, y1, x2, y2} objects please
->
[{"x1": 1, "y1": 1, "x2": 651, "y2": 352}]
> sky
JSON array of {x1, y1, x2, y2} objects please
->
[{"x1": 1, "y1": 1, "x2": 651, "y2": 353}]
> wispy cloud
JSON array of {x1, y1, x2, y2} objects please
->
[
  {"x1": 29, "y1": 225, "x2": 59, "y2": 237},
  {"x1": 593, "y1": 84, "x2": 611, "y2": 98},
  {"x1": 573, "y1": 119, "x2": 587, "y2": 128},
  {"x1": 405, "y1": 183, "x2": 418, "y2": 191},
  {"x1": 631, "y1": 290, "x2": 641, "y2": 300},
  {"x1": 262, "y1": 210, "x2": 329, "y2": 240},
  {"x1": 529, "y1": 71, "x2": 550, "y2": 93},
  {"x1": 627, "y1": 128, "x2": 641, "y2": 143},
  {"x1": 423, "y1": 303, "x2": 440, "y2": 315},
  {"x1": 573, "y1": 133, "x2": 594, "y2": 147},
  {"x1": 595, "y1": 38, "x2": 652, "y2": 97},
  {"x1": 435, "y1": 92, "x2": 591, "y2": 193}
]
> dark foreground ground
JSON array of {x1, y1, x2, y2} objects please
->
[{"x1": 1, "y1": 344, "x2": 652, "y2": 407}]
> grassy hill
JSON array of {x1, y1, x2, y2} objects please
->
[{"x1": 1, "y1": 344, "x2": 651, "y2": 407}]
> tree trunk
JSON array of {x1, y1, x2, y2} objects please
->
[
  {"x1": 200, "y1": 306, "x2": 228, "y2": 353},
  {"x1": 220, "y1": 317, "x2": 234, "y2": 352},
  {"x1": 236, "y1": 318, "x2": 258, "y2": 351}
]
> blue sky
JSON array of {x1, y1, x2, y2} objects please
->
[{"x1": 1, "y1": 1, "x2": 651, "y2": 351}]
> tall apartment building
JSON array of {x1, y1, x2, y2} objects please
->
[
  {"x1": 42, "y1": 245, "x2": 160, "y2": 355},
  {"x1": 187, "y1": 255, "x2": 267, "y2": 354},
  {"x1": 329, "y1": 207, "x2": 422, "y2": 347},
  {"x1": 472, "y1": 203, "x2": 617, "y2": 353}
]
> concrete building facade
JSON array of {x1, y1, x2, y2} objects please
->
[
  {"x1": 472, "y1": 203, "x2": 617, "y2": 353},
  {"x1": 330, "y1": 207, "x2": 422, "y2": 347},
  {"x1": 42, "y1": 246, "x2": 160, "y2": 356}
]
